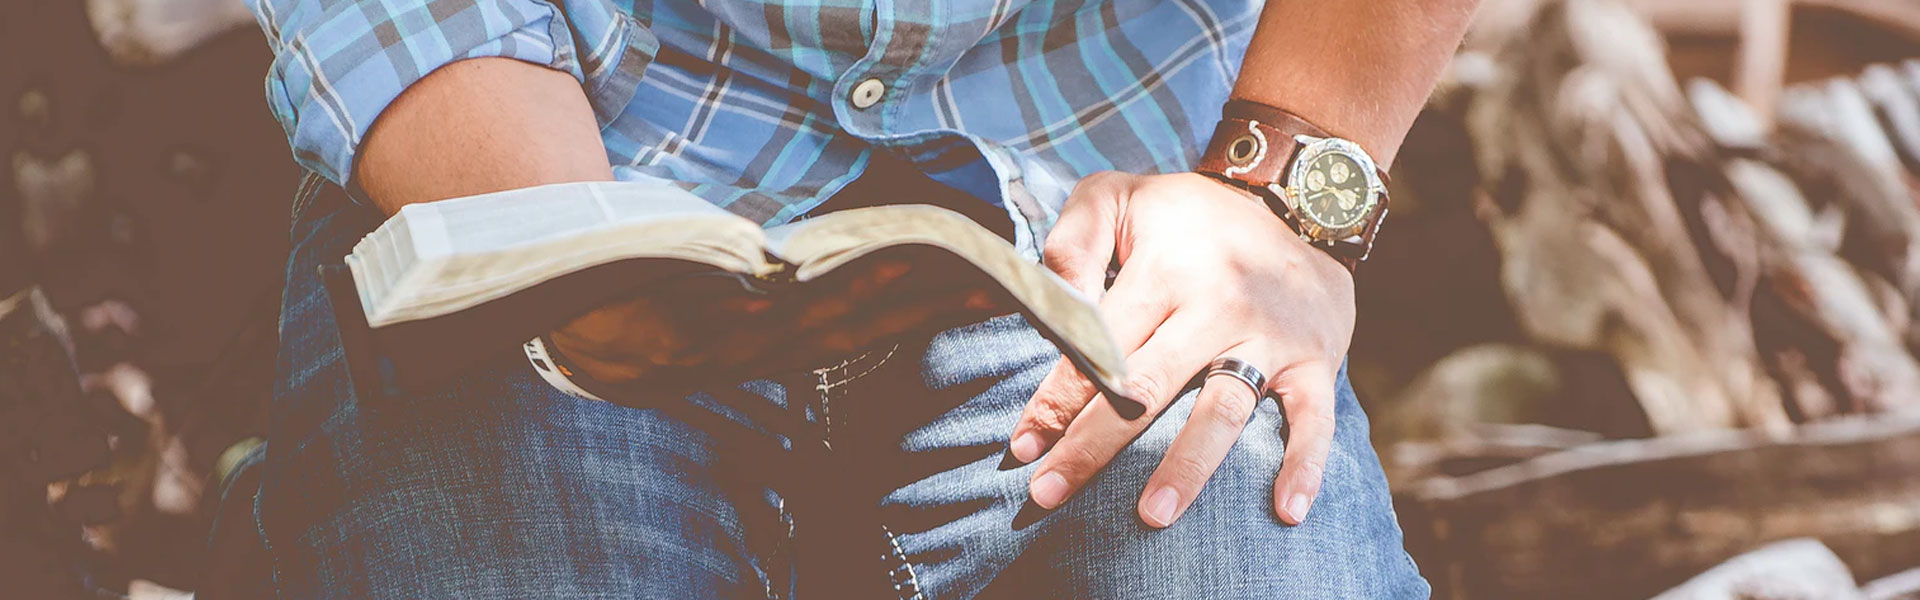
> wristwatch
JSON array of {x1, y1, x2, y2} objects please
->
[{"x1": 1194, "y1": 99, "x2": 1390, "y2": 271}]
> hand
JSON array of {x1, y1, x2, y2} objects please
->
[{"x1": 1008, "y1": 171, "x2": 1355, "y2": 528}]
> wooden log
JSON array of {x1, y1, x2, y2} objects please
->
[
  {"x1": 1798, "y1": 0, "x2": 1920, "y2": 42},
  {"x1": 1734, "y1": 0, "x2": 1791, "y2": 123},
  {"x1": 1777, "y1": 81, "x2": 1920, "y2": 301},
  {"x1": 1856, "y1": 64, "x2": 1920, "y2": 173},
  {"x1": 1717, "y1": 152, "x2": 1920, "y2": 411},
  {"x1": 1649, "y1": 538, "x2": 1863, "y2": 600},
  {"x1": 1864, "y1": 567, "x2": 1920, "y2": 600},
  {"x1": 1688, "y1": 77, "x2": 1768, "y2": 150},
  {"x1": 1382, "y1": 343, "x2": 1563, "y2": 441},
  {"x1": 1402, "y1": 415, "x2": 1920, "y2": 600},
  {"x1": 1618, "y1": 0, "x2": 1920, "y2": 42},
  {"x1": 1388, "y1": 421, "x2": 1605, "y2": 484},
  {"x1": 1465, "y1": 0, "x2": 1789, "y2": 432}
]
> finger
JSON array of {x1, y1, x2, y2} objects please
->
[
  {"x1": 552, "y1": 297, "x2": 694, "y2": 366},
  {"x1": 1138, "y1": 345, "x2": 1268, "y2": 528},
  {"x1": 1271, "y1": 360, "x2": 1339, "y2": 526},
  {"x1": 554, "y1": 345, "x2": 650, "y2": 382},
  {"x1": 714, "y1": 295, "x2": 775, "y2": 316},
  {"x1": 820, "y1": 288, "x2": 999, "y2": 353},
  {"x1": 1028, "y1": 311, "x2": 1222, "y2": 510},
  {"x1": 797, "y1": 260, "x2": 912, "y2": 328},
  {"x1": 552, "y1": 297, "x2": 666, "y2": 352},
  {"x1": 1043, "y1": 173, "x2": 1125, "y2": 298},
  {"x1": 1009, "y1": 270, "x2": 1171, "y2": 463}
]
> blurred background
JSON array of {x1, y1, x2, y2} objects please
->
[{"x1": 3, "y1": 0, "x2": 1920, "y2": 598}]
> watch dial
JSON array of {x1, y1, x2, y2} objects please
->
[{"x1": 1298, "y1": 151, "x2": 1373, "y2": 229}]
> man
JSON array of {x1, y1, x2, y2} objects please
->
[{"x1": 246, "y1": 0, "x2": 1475, "y2": 594}]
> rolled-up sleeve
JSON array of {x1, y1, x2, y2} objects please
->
[{"x1": 247, "y1": 0, "x2": 649, "y2": 186}]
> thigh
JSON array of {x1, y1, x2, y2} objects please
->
[
  {"x1": 876, "y1": 315, "x2": 1428, "y2": 599},
  {"x1": 263, "y1": 184, "x2": 790, "y2": 599}
]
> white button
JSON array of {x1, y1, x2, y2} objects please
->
[{"x1": 851, "y1": 78, "x2": 886, "y2": 109}]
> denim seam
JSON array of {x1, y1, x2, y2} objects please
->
[
  {"x1": 810, "y1": 366, "x2": 842, "y2": 450},
  {"x1": 813, "y1": 352, "x2": 861, "y2": 390},
  {"x1": 819, "y1": 344, "x2": 899, "y2": 389},
  {"x1": 758, "y1": 496, "x2": 794, "y2": 600},
  {"x1": 880, "y1": 524, "x2": 926, "y2": 600},
  {"x1": 254, "y1": 469, "x2": 285, "y2": 597}
]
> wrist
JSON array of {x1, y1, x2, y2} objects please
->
[
  {"x1": 1194, "y1": 171, "x2": 1292, "y2": 228},
  {"x1": 1193, "y1": 100, "x2": 1389, "y2": 274}
]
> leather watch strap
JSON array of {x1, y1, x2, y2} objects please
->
[
  {"x1": 1194, "y1": 100, "x2": 1389, "y2": 273},
  {"x1": 1195, "y1": 100, "x2": 1332, "y2": 190}
]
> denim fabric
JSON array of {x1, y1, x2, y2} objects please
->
[{"x1": 261, "y1": 177, "x2": 1428, "y2": 598}]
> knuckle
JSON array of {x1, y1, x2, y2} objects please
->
[
  {"x1": 1042, "y1": 250, "x2": 1085, "y2": 280},
  {"x1": 1160, "y1": 452, "x2": 1215, "y2": 489},
  {"x1": 1079, "y1": 170, "x2": 1126, "y2": 189},
  {"x1": 1051, "y1": 441, "x2": 1105, "y2": 480},
  {"x1": 1025, "y1": 371, "x2": 1093, "y2": 432},
  {"x1": 1290, "y1": 456, "x2": 1327, "y2": 487},
  {"x1": 1280, "y1": 387, "x2": 1336, "y2": 420},
  {"x1": 1202, "y1": 389, "x2": 1257, "y2": 431},
  {"x1": 1025, "y1": 399, "x2": 1078, "y2": 433},
  {"x1": 1067, "y1": 175, "x2": 1106, "y2": 201},
  {"x1": 1125, "y1": 369, "x2": 1173, "y2": 407},
  {"x1": 1304, "y1": 409, "x2": 1337, "y2": 433}
]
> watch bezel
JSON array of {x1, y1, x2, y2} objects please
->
[{"x1": 1280, "y1": 136, "x2": 1383, "y2": 242}]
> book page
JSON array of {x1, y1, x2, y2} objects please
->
[
  {"x1": 403, "y1": 181, "x2": 742, "y2": 256},
  {"x1": 352, "y1": 181, "x2": 767, "y2": 326},
  {"x1": 768, "y1": 206, "x2": 1131, "y2": 405}
]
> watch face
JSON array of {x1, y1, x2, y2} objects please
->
[{"x1": 1288, "y1": 138, "x2": 1379, "y2": 236}]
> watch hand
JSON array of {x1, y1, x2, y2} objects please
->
[
  {"x1": 1334, "y1": 188, "x2": 1355, "y2": 209},
  {"x1": 1310, "y1": 192, "x2": 1336, "y2": 210}
]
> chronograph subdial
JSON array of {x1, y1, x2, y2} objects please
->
[{"x1": 1292, "y1": 149, "x2": 1373, "y2": 230}]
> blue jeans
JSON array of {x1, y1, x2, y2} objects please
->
[{"x1": 260, "y1": 178, "x2": 1428, "y2": 598}]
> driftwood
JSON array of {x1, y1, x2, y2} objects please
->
[
  {"x1": 1401, "y1": 416, "x2": 1920, "y2": 600},
  {"x1": 1865, "y1": 567, "x2": 1920, "y2": 600},
  {"x1": 1620, "y1": 0, "x2": 1920, "y2": 41},
  {"x1": 1408, "y1": 0, "x2": 1920, "y2": 436},
  {"x1": 1459, "y1": 0, "x2": 1791, "y2": 433},
  {"x1": 1733, "y1": 0, "x2": 1790, "y2": 120},
  {"x1": 1380, "y1": 0, "x2": 1920, "y2": 597},
  {"x1": 1389, "y1": 421, "x2": 1603, "y2": 483},
  {"x1": 1650, "y1": 538, "x2": 1863, "y2": 600}
]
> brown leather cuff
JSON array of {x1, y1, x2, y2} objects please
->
[{"x1": 1194, "y1": 100, "x2": 1386, "y2": 273}]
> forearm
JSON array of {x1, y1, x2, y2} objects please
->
[
  {"x1": 355, "y1": 58, "x2": 614, "y2": 215},
  {"x1": 1232, "y1": 0, "x2": 1479, "y2": 167}
]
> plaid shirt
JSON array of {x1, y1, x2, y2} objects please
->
[{"x1": 248, "y1": 0, "x2": 1258, "y2": 253}]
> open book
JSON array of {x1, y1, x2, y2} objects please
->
[{"x1": 323, "y1": 181, "x2": 1140, "y2": 415}]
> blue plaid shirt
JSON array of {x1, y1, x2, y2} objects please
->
[{"x1": 247, "y1": 0, "x2": 1258, "y2": 253}]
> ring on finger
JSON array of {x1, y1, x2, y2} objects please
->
[{"x1": 1205, "y1": 356, "x2": 1267, "y2": 398}]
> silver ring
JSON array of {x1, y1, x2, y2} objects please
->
[{"x1": 1205, "y1": 357, "x2": 1267, "y2": 396}]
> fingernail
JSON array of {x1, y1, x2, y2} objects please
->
[
  {"x1": 1010, "y1": 432, "x2": 1043, "y2": 463},
  {"x1": 1283, "y1": 493, "x2": 1313, "y2": 524},
  {"x1": 1143, "y1": 487, "x2": 1179, "y2": 528},
  {"x1": 1031, "y1": 471, "x2": 1069, "y2": 509}
]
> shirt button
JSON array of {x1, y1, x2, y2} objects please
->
[{"x1": 850, "y1": 78, "x2": 886, "y2": 109}]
